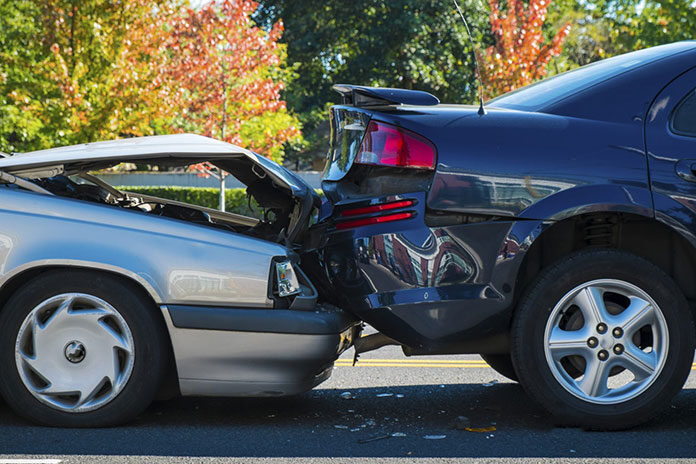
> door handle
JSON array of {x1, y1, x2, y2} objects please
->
[{"x1": 675, "y1": 159, "x2": 696, "y2": 182}]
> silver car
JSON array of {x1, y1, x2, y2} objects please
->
[{"x1": 0, "y1": 134, "x2": 358, "y2": 427}]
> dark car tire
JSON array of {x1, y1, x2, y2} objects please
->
[
  {"x1": 0, "y1": 270, "x2": 168, "y2": 427},
  {"x1": 480, "y1": 354, "x2": 518, "y2": 382},
  {"x1": 511, "y1": 249, "x2": 695, "y2": 430}
]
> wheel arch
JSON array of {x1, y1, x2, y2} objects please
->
[{"x1": 514, "y1": 211, "x2": 696, "y2": 308}]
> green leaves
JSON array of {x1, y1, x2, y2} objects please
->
[
  {"x1": 1, "y1": 0, "x2": 302, "y2": 164},
  {"x1": 548, "y1": 0, "x2": 696, "y2": 74}
]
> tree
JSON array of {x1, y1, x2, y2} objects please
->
[
  {"x1": 1, "y1": 0, "x2": 301, "y2": 166},
  {"x1": 0, "y1": 0, "x2": 50, "y2": 152},
  {"x1": 0, "y1": 0, "x2": 174, "y2": 152},
  {"x1": 546, "y1": 0, "x2": 696, "y2": 74},
  {"x1": 132, "y1": 0, "x2": 302, "y2": 164},
  {"x1": 480, "y1": 0, "x2": 571, "y2": 99}
]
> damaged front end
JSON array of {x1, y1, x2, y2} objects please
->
[{"x1": 0, "y1": 134, "x2": 321, "y2": 249}]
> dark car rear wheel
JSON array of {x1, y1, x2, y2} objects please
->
[
  {"x1": 0, "y1": 270, "x2": 167, "y2": 427},
  {"x1": 480, "y1": 354, "x2": 518, "y2": 382},
  {"x1": 511, "y1": 249, "x2": 695, "y2": 430}
]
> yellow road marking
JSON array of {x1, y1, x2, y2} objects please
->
[
  {"x1": 340, "y1": 358, "x2": 488, "y2": 364},
  {"x1": 335, "y1": 363, "x2": 491, "y2": 368},
  {"x1": 334, "y1": 359, "x2": 696, "y2": 370}
]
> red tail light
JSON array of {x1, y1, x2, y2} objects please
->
[
  {"x1": 336, "y1": 212, "x2": 414, "y2": 230},
  {"x1": 340, "y1": 199, "x2": 415, "y2": 217},
  {"x1": 355, "y1": 121, "x2": 436, "y2": 169}
]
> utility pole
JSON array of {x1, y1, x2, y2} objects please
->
[{"x1": 219, "y1": 65, "x2": 228, "y2": 212}]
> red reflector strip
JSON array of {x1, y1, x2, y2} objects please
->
[
  {"x1": 336, "y1": 212, "x2": 414, "y2": 230},
  {"x1": 340, "y1": 200, "x2": 415, "y2": 217}
]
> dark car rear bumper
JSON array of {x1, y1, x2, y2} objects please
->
[{"x1": 310, "y1": 196, "x2": 522, "y2": 351}]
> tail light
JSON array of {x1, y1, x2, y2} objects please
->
[
  {"x1": 336, "y1": 199, "x2": 416, "y2": 230},
  {"x1": 355, "y1": 121, "x2": 436, "y2": 170},
  {"x1": 340, "y1": 199, "x2": 414, "y2": 217},
  {"x1": 336, "y1": 212, "x2": 414, "y2": 230}
]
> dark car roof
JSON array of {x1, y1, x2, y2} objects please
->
[{"x1": 489, "y1": 41, "x2": 696, "y2": 113}]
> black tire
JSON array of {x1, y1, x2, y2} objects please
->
[
  {"x1": 0, "y1": 270, "x2": 168, "y2": 427},
  {"x1": 480, "y1": 353, "x2": 518, "y2": 382},
  {"x1": 511, "y1": 249, "x2": 695, "y2": 430}
]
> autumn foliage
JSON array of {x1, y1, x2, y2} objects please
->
[
  {"x1": 480, "y1": 0, "x2": 571, "y2": 99},
  {"x1": 1, "y1": 0, "x2": 301, "y2": 163},
  {"x1": 145, "y1": 1, "x2": 299, "y2": 161},
  {"x1": 116, "y1": 0, "x2": 301, "y2": 163}
]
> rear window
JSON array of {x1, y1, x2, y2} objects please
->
[
  {"x1": 489, "y1": 42, "x2": 695, "y2": 112},
  {"x1": 672, "y1": 89, "x2": 696, "y2": 137}
]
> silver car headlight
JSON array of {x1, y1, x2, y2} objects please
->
[{"x1": 275, "y1": 260, "x2": 301, "y2": 297}]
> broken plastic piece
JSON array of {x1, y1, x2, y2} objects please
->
[{"x1": 464, "y1": 426, "x2": 497, "y2": 433}]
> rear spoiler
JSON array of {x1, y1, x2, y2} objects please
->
[{"x1": 332, "y1": 84, "x2": 440, "y2": 107}]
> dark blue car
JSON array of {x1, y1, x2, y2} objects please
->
[{"x1": 305, "y1": 41, "x2": 696, "y2": 429}]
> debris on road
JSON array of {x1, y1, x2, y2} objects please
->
[
  {"x1": 392, "y1": 432, "x2": 407, "y2": 437},
  {"x1": 340, "y1": 391, "x2": 354, "y2": 399},
  {"x1": 334, "y1": 425, "x2": 349, "y2": 429},
  {"x1": 482, "y1": 380, "x2": 499, "y2": 387},
  {"x1": 376, "y1": 393, "x2": 393, "y2": 397},
  {"x1": 424, "y1": 435, "x2": 447, "y2": 440},
  {"x1": 464, "y1": 426, "x2": 497, "y2": 433},
  {"x1": 396, "y1": 394, "x2": 405, "y2": 398}
]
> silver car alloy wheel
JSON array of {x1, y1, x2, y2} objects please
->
[
  {"x1": 14, "y1": 293, "x2": 135, "y2": 412},
  {"x1": 543, "y1": 279, "x2": 669, "y2": 405}
]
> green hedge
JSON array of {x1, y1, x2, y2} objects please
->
[{"x1": 118, "y1": 186, "x2": 261, "y2": 217}]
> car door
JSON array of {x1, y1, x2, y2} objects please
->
[{"x1": 646, "y1": 67, "x2": 696, "y2": 242}]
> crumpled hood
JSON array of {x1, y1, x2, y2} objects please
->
[{"x1": 0, "y1": 133, "x2": 320, "y2": 211}]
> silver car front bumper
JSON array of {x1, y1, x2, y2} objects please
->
[{"x1": 161, "y1": 304, "x2": 358, "y2": 397}]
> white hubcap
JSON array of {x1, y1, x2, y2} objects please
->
[{"x1": 15, "y1": 293, "x2": 135, "y2": 412}]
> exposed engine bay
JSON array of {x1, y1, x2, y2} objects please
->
[
  {"x1": 33, "y1": 173, "x2": 290, "y2": 243},
  {"x1": 0, "y1": 136, "x2": 321, "y2": 248}
]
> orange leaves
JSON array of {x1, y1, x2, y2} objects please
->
[
  {"x1": 480, "y1": 0, "x2": 570, "y2": 99},
  {"x1": 138, "y1": 0, "x2": 300, "y2": 161}
]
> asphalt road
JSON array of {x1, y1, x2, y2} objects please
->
[{"x1": 1, "y1": 344, "x2": 695, "y2": 464}]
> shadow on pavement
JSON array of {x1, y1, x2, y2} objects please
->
[{"x1": 0, "y1": 383, "x2": 694, "y2": 459}]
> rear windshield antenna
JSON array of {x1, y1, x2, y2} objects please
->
[{"x1": 453, "y1": 0, "x2": 486, "y2": 116}]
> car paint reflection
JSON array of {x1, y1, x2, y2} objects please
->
[{"x1": 356, "y1": 228, "x2": 478, "y2": 293}]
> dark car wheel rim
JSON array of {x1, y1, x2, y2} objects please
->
[
  {"x1": 15, "y1": 293, "x2": 135, "y2": 413},
  {"x1": 543, "y1": 279, "x2": 668, "y2": 405}
]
